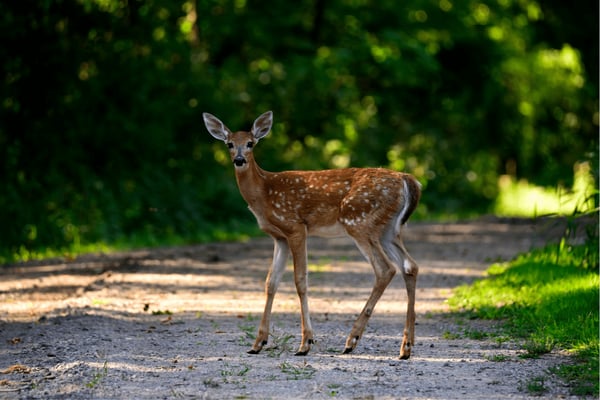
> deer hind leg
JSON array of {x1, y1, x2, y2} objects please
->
[
  {"x1": 288, "y1": 232, "x2": 315, "y2": 356},
  {"x1": 389, "y1": 235, "x2": 419, "y2": 360},
  {"x1": 343, "y1": 235, "x2": 397, "y2": 354},
  {"x1": 249, "y1": 238, "x2": 289, "y2": 354}
]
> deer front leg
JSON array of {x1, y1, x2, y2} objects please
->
[
  {"x1": 249, "y1": 238, "x2": 289, "y2": 354},
  {"x1": 288, "y1": 233, "x2": 314, "y2": 356}
]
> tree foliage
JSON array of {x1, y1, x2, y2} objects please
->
[{"x1": 1, "y1": 0, "x2": 597, "y2": 258}]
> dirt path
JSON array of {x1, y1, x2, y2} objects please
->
[{"x1": 0, "y1": 217, "x2": 585, "y2": 399}]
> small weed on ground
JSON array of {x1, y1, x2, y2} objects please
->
[
  {"x1": 86, "y1": 362, "x2": 108, "y2": 389},
  {"x1": 519, "y1": 376, "x2": 548, "y2": 396},
  {"x1": 279, "y1": 361, "x2": 316, "y2": 380},
  {"x1": 485, "y1": 354, "x2": 511, "y2": 362},
  {"x1": 219, "y1": 362, "x2": 251, "y2": 386},
  {"x1": 264, "y1": 331, "x2": 295, "y2": 357}
]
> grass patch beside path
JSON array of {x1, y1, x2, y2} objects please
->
[
  {"x1": 448, "y1": 238, "x2": 599, "y2": 396},
  {"x1": 1, "y1": 221, "x2": 263, "y2": 265}
]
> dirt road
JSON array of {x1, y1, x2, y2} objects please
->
[{"x1": 0, "y1": 218, "x2": 585, "y2": 399}]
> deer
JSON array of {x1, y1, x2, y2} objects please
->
[{"x1": 203, "y1": 111, "x2": 421, "y2": 359}]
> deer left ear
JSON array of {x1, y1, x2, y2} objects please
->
[
  {"x1": 252, "y1": 111, "x2": 273, "y2": 141},
  {"x1": 203, "y1": 112, "x2": 231, "y2": 142}
]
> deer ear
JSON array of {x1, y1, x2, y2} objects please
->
[
  {"x1": 252, "y1": 111, "x2": 273, "y2": 140},
  {"x1": 203, "y1": 112, "x2": 231, "y2": 142}
]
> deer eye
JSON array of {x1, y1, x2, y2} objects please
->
[
  {"x1": 246, "y1": 141, "x2": 254, "y2": 148},
  {"x1": 227, "y1": 142, "x2": 234, "y2": 149}
]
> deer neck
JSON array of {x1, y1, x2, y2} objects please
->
[{"x1": 233, "y1": 158, "x2": 268, "y2": 208}]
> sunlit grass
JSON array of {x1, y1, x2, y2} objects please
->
[
  {"x1": 495, "y1": 161, "x2": 596, "y2": 217},
  {"x1": 448, "y1": 239, "x2": 599, "y2": 396},
  {"x1": 7, "y1": 242, "x2": 115, "y2": 264}
]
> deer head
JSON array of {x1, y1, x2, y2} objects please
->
[{"x1": 203, "y1": 111, "x2": 273, "y2": 170}]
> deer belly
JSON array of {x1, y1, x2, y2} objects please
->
[{"x1": 308, "y1": 222, "x2": 346, "y2": 238}]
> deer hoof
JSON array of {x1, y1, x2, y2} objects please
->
[
  {"x1": 399, "y1": 341, "x2": 412, "y2": 359},
  {"x1": 295, "y1": 340, "x2": 313, "y2": 356},
  {"x1": 343, "y1": 336, "x2": 359, "y2": 354},
  {"x1": 248, "y1": 340, "x2": 268, "y2": 354},
  {"x1": 399, "y1": 346, "x2": 411, "y2": 360}
]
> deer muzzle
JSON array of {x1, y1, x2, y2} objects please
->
[{"x1": 233, "y1": 156, "x2": 247, "y2": 167}]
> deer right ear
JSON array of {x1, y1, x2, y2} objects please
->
[
  {"x1": 203, "y1": 112, "x2": 230, "y2": 142},
  {"x1": 252, "y1": 111, "x2": 273, "y2": 141}
]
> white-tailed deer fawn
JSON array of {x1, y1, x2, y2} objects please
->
[{"x1": 203, "y1": 111, "x2": 421, "y2": 359}]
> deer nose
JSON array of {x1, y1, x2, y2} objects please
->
[{"x1": 233, "y1": 156, "x2": 247, "y2": 167}]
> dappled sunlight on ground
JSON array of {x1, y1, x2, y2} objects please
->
[
  {"x1": 1, "y1": 217, "x2": 569, "y2": 322},
  {"x1": 0, "y1": 217, "x2": 586, "y2": 399}
]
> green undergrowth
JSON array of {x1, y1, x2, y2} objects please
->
[
  {"x1": 1, "y1": 221, "x2": 262, "y2": 265},
  {"x1": 448, "y1": 222, "x2": 599, "y2": 396}
]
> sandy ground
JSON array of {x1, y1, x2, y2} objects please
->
[{"x1": 0, "y1": 217, "x2": 591, "y2": 399}]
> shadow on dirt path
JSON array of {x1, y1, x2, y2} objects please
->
[{"x1": 0, "y1": 217, "x2": 587, "y2": 399}]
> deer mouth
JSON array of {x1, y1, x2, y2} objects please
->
[{"x1": 233, "y1": 157, "x2": 247, "y2": 167}]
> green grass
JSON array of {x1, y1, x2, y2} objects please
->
[
  {"x1": 448, "y1": 236, "x2": 599, "y2": 396},
  {"x1": 86, "y1": 361, "x2": 108, "y2": 389},
  {"x1": 1, "y1": 220, "x2": 262, "y2": 265},
  {"x1": 279, "y1": 361, "x2": 316, "y2": 380}
]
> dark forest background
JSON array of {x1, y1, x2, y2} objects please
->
[{"x1": 1, "y1": 0, "x2": 598, "y2": 260}]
